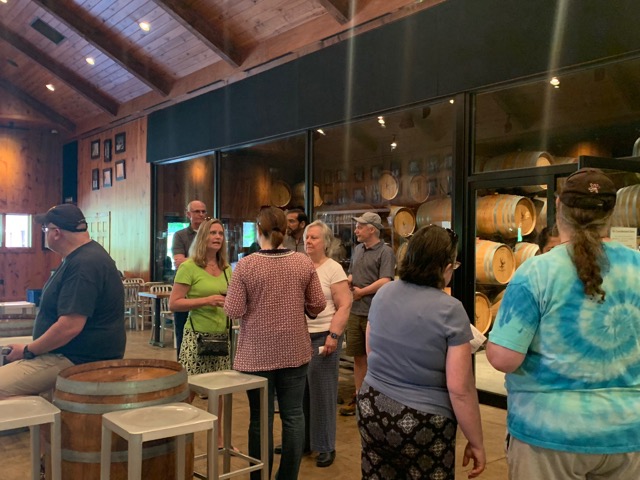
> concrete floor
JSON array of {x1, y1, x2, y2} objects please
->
[{"x1": 1, "y1": 329, "x2": 509, "y2": 479}]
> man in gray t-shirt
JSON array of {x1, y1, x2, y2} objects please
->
[
  {"x1": 171, "y1": 199, "x2": 207, "y2": 358},
  {"x1": 340, "y1": 212, "x2": 395, "y2": 415}
]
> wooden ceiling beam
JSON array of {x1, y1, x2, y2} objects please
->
[
  {"x1": 0, "y1": 29, "x2": 119, "y2": 116},
  {"x1": 152, "y1": 0, "x2": 243, "y2": 68},
  {"x1": 0, "y1": 78, "x2": 76, "y2": 132},
  {"x1": 316, "y1": 0, "x2": 358, "y2": 24},
  {"x1": 32, "y1": 0, "x2": 173, "y2": 96}
]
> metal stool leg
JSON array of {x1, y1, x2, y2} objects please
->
[
  {"x1": 176, "y1": 435, "x2": 186, "y2": 480},
  {"x1": 29, "y1": 425, "x2": 40, "y2": 480},
  {"x1": 50, "y1": 412, "x2": 62, "y2": 480},
  {"x1": 100, "y1": 425, "x2": 112, "y2": 480},
  {"x1": 128, "y1": 436, "x2": 143, "y2": 480}
]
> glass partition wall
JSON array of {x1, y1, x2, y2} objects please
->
[
  {"x1": 313, "y1": 101, "x2": 456, "y2": 272},
  {"x1": 153, "y1": 54, "x2": 640, "y2": 408},
  {"x1": 154, "y1": 154, "x2": 216, "y2": 283},
  {"x1": 220, "y1": 134, "x2": 307, "y2": 267},
  {"x1": 471, "y1": 56, "x2": 640, "y2": 404}
]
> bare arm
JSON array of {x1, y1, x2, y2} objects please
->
[
  {"x1": 486, "y1": 341, "x2": 526, "y2": 373},
  {"x1": 447, "y1": 343, "x2": 486, "y2": 478},
  {"x1": 6, "y1": 314, "x2": 87, "y2": 361},
  {"x1": 352, "y1": 277, "x2": 391, "y2": 301},
  {"x1": 322, "y1": 280, "x2": 351, "y2": 356},
  {"x1": 168, "y1": 282, "x2": 225, "y2": 311}
]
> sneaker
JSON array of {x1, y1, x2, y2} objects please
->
[{"x1": 339, "y1": 399, "x2": 356, "y2": 416}]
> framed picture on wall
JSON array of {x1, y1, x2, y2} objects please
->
[
  {"x1": 409, "y1": 158, "x2": 422, "y2": 174},
  {"x1": 115, "y1": 160, "x2": 126, "y2": 181},
  {"x1": 91, "y1": 140, "x2": 100, "y2": 159},
  {"x1": 115, "y1": 132, "x2": 126, "y2": 153},
  {"x1": 104, "y1": 139, "x2": 112, "y2": 162},
  {"x1": 103, "y1": 168, "x2": 113, "y2": 188},
  {"x1": 91, "y1": 168, "x2": 100, "y2": 190}
]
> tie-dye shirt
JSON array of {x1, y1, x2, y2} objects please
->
[{"x1": 490, "y1": 241, "x2": 640, "y2": 454}]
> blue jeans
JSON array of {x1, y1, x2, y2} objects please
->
[{"x1": 246, "y1": 363, "x2": 308, "y2": 480}]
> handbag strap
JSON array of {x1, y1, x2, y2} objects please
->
[{"x1": 189, "y1": 266, "x2": 231, "y2": 334}]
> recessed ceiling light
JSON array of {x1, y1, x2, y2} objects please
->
[
  {"x1": 46, "y1": 84, "x2": 55, "y2": 91},
  {"x1": 316, "y1": 129, "x2": 326, "y2": 136},
  {"x1": 86, "y1": 57, "x2": 95, "y2": 65},
  {"x1": 449, "y1": 99, "x2": 455, "y2": 104},
  {"x1": 550, "y1": 76, "x2": 560, "y2": 87},
  {"x1": 0, "y1": 1, "x2": 7, "y2": 4},
  {"x1": 139, "y1": 21, "x2": 151, "y2": 32}
]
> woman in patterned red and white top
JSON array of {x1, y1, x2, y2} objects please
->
[{"x1": 225, "y1": 206, "x2": 326, "y2": 480}]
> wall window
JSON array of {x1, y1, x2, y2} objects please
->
[{"x1": 1, "y1": 214, "x2": 32, "y2": 248}]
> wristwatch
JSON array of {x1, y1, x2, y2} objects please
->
[
  {"x1": 23, "y1": 345, "x2": 36, "y2": 360},
  {"x1": 329, "y1": 332, "x2": 339, "y2": 340}
]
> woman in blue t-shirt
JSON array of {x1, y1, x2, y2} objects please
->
[
  {"x1": 488, "y1": 168, "x2": 640, "y2": 479},
  {"x1": 358, "y1": 225, "x2": 485, "y2": 479}
]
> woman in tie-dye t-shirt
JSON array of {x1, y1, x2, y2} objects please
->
[{"x1": 488, "y1": 168, "x2": 640, "y2": 480}]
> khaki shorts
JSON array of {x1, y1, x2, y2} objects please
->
[
  {"x1": 0, "y1": 354, "x2": 74, "y2": 398},
  {"x1": 507, "y1": 435, "x2": 640, "y2": 480},
  {"x1": 345, "y1": 313, "x2": 368, "y2": 357}
]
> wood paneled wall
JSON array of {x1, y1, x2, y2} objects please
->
[
  {"x1": 0, "y1": 128, "x2": 63, "y2": 301},
  {"x1": 77, "y1": 118, "x2": 151, "y2": 280}
]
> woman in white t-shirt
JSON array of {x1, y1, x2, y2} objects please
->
[{"x1": 303, "y1": 220, "x2": 352, "y2": 467}]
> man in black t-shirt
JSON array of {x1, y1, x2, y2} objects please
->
[{"x1": 0, "y1": 204, "x2": 125, "y2": 398}]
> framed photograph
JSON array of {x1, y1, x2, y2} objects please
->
[
  {"x1": 428, "y1": 155, "x2": 439, "y2": 173},
  {"x1": 371, "y1": 165, "x2": 382, "y2": 180},
  {"x1": 409, "y1": 158, "x2": 422, "y2": 174},
  {"x1": 115, "y1": 160, "x2": 126, "y2": 181},
  {"x1": 336, "y1": 169, "x2": 347, "y2": 183},
  {"x1": 103, "y1": 168, "x2": 113, "y2": 188},
  {"x1": 104, "y1": 139, "x2": 112, "y2": 162},
  {"x1": 353, "y1": 166, "x2": 364, "y2": 183},
  {"x1": 91, "y1": 168, "x2": 100, "y2": 190},
  {"x1": 444, "y1": 154, "x2": 453, "y2": 170},
  {"x1": 90, "y1": 140, "x2": 100, "y2": 159},
  {"x1": 353, "y1": 188, "x2": 365, "y2": 203},
  {"x1": 115, "y1": 132, "x2": 126, "y2": 154}
]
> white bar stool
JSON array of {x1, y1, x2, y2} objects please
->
[
  {"x1": 0, "y1": 396, "x2": 61, "y2": 480},
  {"x1": 189, "y1": 370, "x2": 269, "y2": 480},
  {"x1": 100, "y1": 402, "x2": 217, "y2": 480}
]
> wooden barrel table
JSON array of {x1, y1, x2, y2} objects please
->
[{"x1": 49, "y1": 359, "x2": 192, "y2": 480}]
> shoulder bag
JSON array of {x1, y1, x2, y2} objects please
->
[{"x1": 190, "y1": 267, "x2": 230, "y2": 357}]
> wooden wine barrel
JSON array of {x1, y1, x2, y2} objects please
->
[
  {"x1": 491, "y1": 290, "x2": 506, "y2": 322},
  {"x1": 533, "y1": 197, "x2": 548, "y2": 233},
  {"x1": 482, "y1": 151, "x2": 552, "y2": 172},
  {"x1": 514, "y1": 242, "x2": 540, "y2": 269},
  {"x1": 612, "y1": 184, "x2": 640, "y2": 227},
  {"x1": 476, "y1": 239, "x2": 515, "y2": 285},
  {"x1": 388, "y1": 206, "x2": 416, "y2": 237},
  {"x1": 50, "y1": 359, "x2": 192, "y2": 480},
  {"x1": 482, "y1": 151, "x2": 552, "y2": 192},
  {"x1": 416, "y1": 197, "x2": 452, "y2": 228},
  {"x1": 291, "y1": 182, "x2": 323, "y2": 208},
  {"x1": 474, "y1": 292, "x2": 492, "y2": 334},
  {"x1": 476, "y1": 194, "x2": 537, "y2": 239}
]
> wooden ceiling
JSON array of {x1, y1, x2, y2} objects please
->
[{"x1": 0, "y1": 0, "x2": 444, "y2": 140}]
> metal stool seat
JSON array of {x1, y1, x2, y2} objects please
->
[
  {"x1": 189, "y1": 370, "x2": 269, "y2": 480},
  {"x1": 0, "y1": 396, "x2": 61, "y2": 480},
  {"x1": 100, "y1": 402, "x2": 217, "y2": 480}
]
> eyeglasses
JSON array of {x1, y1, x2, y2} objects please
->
[
  {"x1": 190, "y1": 209, "x2": 207, "y2": 215},
  {"x1": 41, "y1": 225, "x2": 59, "y2": 233},
  {"x1": 444, "y1": 227, "x2": 458, "y2": 245}
]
